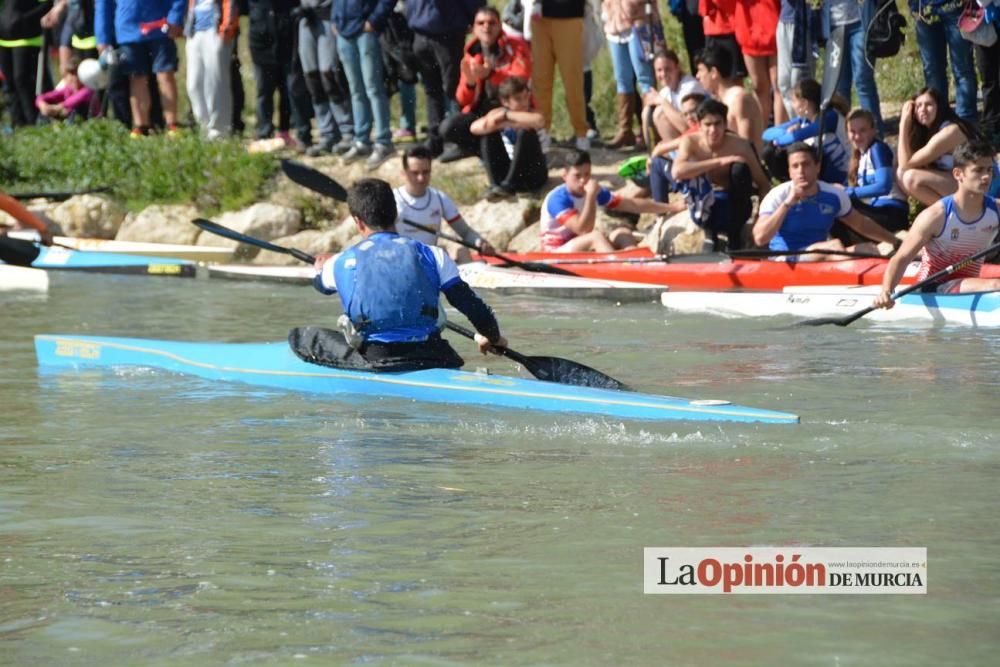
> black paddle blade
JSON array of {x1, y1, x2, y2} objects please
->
[
  {"x1": 281, "y1": 159, "x2": 348, "y2": 201},
  {"x1": 0, "y1": 235, "x2": 42, "y2": 266},
  {"x1": 519, "y1": 354, "x2": 629, "y2": 391},
  {"x1": 192, "y1": 218, "x2": 317, "y2": 264}
]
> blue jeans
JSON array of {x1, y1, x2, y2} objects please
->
[
  {"x1": 298, "y1": 18, "x2": 353, "y2": 143},
  {"x1": 398, "y1": 80, "x2": 416, "y2": 131},
  {"x1": 607, "y1": 33, "x2": 656, "y2": 95},
  {"x1": 834, "y1": 20, "x2": 884, "y2": 134},
  {"x1": 914, "y1": 7, "x2": 978, "y2": 122},
  {"x1": 336, "y1": 31, "x2": 391, "y2": 146}
]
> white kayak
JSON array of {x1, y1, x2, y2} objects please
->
[
  {"x1": 0, "y1": 264, "x2": 49, "y2": 291},
  {"x1": 660, "y1": 285, "x2": 1000, "y2": 326},
  {"x1": 7, "y1": 230, "x2": 234, "y2": 263},
  {"x1": 208, "y1": 262, "x2": 664, "y2": 301}
]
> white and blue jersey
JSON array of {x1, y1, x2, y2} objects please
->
[
  {"x1": 762, "y1": 109, "x2": 850, "y2": 185},
  {"x1": 317, "y1": 232, "x2": 461, "y2": 344},
  {"x1": 759, "y1": 181, "x2": 853, "y2": 251},
  {"x1": 846, "y1": 139, "x2": 907, "y2": 210}
]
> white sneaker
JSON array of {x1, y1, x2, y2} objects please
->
[
  {"x1": 365, "y1": 143, "x2": 397, "y2": 171},
  {"x1": 574, "y1": 136, "x2": 591, "y2": 151},
  {"x1": 341, "y1": 142, "x2": 372, "y2": 165}
]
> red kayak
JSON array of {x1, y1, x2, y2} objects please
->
[{"x1": 479, "y1": 252, "x2": 1000, "y2": 291}]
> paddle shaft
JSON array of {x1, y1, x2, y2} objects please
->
[
  {"x1": 10, "y1": 187, "x2": 111, "y2": 202},
  {"x1": 508, "y1": 248, "x2": 886, "y2": 266}
]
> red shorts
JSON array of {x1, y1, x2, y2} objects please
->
[{"x1": 733, "y1": 0, "x2": 779, "y2": 57}]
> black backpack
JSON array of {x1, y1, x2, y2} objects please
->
[
  {"x1": 380, "y1": 11, "x2": 419, "y2": 94},
  {"x1": 866, "y1": 0, "x2": 906, "y2": 63}
]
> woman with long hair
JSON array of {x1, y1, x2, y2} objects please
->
[{"x1": 896, "y1": 87, "x2": 978, "y2": 206}]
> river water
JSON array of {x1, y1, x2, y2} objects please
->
[{"x1": 2, "y1": 271, "x2": 998, "y2": 665}]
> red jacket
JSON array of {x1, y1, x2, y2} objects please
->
[{"x1": 455, "y1": 31, "x2": 532, "y2": 113}]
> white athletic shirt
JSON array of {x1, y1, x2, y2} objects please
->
[
  {"x1": 393, "y1": 186, "x2": 462, "y2": 246},
  {"x1": 918, "y1": 195, "x2": 1000, "y2": 282}
]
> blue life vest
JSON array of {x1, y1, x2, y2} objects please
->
[{"x1": 333, "y1": 233, "x2": 441, "y2": 344}]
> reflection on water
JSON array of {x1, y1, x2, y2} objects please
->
[{"x1": 1, "y1": 274, "x2": 998, "y2": 664}]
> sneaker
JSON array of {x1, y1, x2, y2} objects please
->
[
  {"x1": 484, "y1": 185, "x2": 516, "y2": 202},
  {"x1": 365, "y1": 143, "x2": 397, "y2": 171},
  {"x1": 586, "y1": 128, "x2": 599, "y2": 140},
  {"x1": 332, "y1": 137, "x2": 354, "y2": 155},
  {"x1": 574, "y1": 136, "x2": 591, "y2": 151},
  {"x1": 166, "y1": 124, "x2": 180, "y2": 139},
  {"x1": 129, "y1": 127, "x2": 144, "y2": 139},
  {"x1": 439, "y1": 143, "x2": 471, "y2": 163},
  {"x1": 306, "y1": 138, "x2": 336, "y2": 157},
  {"x1": 393, "y1": 127, "x2": 416, "y2": 142},
  {"x1": 341, "y1": 142, "x2": 372, "y2": 164}
]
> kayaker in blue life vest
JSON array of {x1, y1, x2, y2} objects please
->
[{"x1": 306, "y1": 178, "x2": 507, "y2": 371}]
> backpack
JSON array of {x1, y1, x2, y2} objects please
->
[{"x1": 865, "y1": 0, "x2": 906, "y2": 65}]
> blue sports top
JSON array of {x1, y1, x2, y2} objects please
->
[
  {"x1": 846, "y1": 139, "x2": 907, "y2": 210},
  {"x1": 759, "y1": 181, "x2": 853, "y2": 251},
  {"x1": 763, "y1": 109, "x2": 850, "y2": 185}
]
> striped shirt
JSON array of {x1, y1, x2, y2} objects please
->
[{"x1": 540, "y1": 183, "x2": 621, "y2": 250}]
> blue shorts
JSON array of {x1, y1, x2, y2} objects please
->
[{"x1": 118, "y1": 39, "x2": 178, "y2": 77}]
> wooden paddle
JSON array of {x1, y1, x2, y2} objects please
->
[
  {"x1": 797, "y1": 240, "x2": 1000, "y2": 327},
  {"x1": 278, "y1": 159, "x2": 582, "y2": 277},
  {"x1": 192, "y1": 217, "x2": 628, "y2": 390}
]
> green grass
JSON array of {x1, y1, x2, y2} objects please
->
[{"x1": 0, "y1": 119, "x2": 276, "y2": 213}]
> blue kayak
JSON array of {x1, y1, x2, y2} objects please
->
[
  {"x1": 34, "y1": 335, "x2": 800, "y2": 424},
  {"x1": 22, "y1": 246, "x2": 194, "y2": 277}
]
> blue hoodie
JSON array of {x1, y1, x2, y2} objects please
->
[
  {"x1": 331, "y1": 0, "x2": 394, "y2": 38},
  {"x1": 405, "y1": 0, "x2": 483, "y2": 36},
  {"x1": 95, "y1": 0, "x2": 187, "y2": 46}
]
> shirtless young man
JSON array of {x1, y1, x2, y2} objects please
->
[
  {"x1": 695, "y1": 45, "x2": 764, "y2": 151},
  {"x1": 874, "y1": 141, "x2": 1000, "y2": 309},
  {"x1": 671, "y1": 98, "x2": 771, "y2": 249}
]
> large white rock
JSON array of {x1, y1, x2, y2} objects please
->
[
  {"x1": 195, "y1": 203, "x2": 303, "y2": 259},
  {"x1": 50, "y1": 195, "x2": 126, "y2": 239},
  {"x1": 507, "y1": 221, "x2": 542, "y2": 253},
  {"x1": 461, "y1": 198, "x2": 540, "y2": 251},
  {"x1": 115, "y1": 204, "x2": 201, "y2": 244},
  {"x1": 252, "y1": 228, "x2": 345, "y2": 265}
]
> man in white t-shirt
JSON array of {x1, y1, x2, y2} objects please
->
[
  {"x1": 393, "y1": 145, "x2": 496, "y2": 261},
  {"x1": 644, "y1": 48, "x2": 708, "y2": 143}
]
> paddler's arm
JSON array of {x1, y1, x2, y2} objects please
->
[
  {"x1": 443, "y1": 281, "x2": 507, "y2": 354},
  {"x1": 873, "y1": 204, "x2": 942, "y2": 309},
  {"x1": 312, "y1": 253, "x2": 337, "y2": 294},
  {"x1": 448, "y1": 216, "x2": 496, "y2": 255},
  {"x1": 0, "y1": 192, "x2": 53, "y2": 245}
]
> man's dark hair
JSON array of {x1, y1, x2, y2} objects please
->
[
  {"x1": 498, "y1": 75, "x2": 528, "y2": 100},
  {"x1": 476, "y1": 6, "x2": 501, "y2": 22},
  {"x1": 402, "y1": 145, "x2": 433, "y2": 170},
  {"x1": 680, "y1": 92, "x2": 707, "y2": 107},
  {"x1": 348, "y1": 179, "x2": 398, "y2": 231},
  {"x1": 786, "y1": 141, "x2": 818, "y2": 162},
  {"x1": 696, "y1": 46, "x2": 734, "y2": 79},
  {"x1": 953, "y1": 141, "x2": 997, "y2": 168},
  {"x1": 696, "y1": 98, "x2": 728, "y2": 121},
  {"x1": 565, "y1": 150, "x2": 591, "y2": 168},
  {"x1": 654, "y1": 48, "x2": 681, "y2": 66}
]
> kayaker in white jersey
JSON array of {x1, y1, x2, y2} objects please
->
[
  {"x1": 875, "y1": 141, "x2": 1000, "y2": 310},
  {"x1": 393, "y1": 145, "x2": 496, "y2": 262},
  {"x1": 308, "y1": 178, "x2": 507, "y2": 371}
]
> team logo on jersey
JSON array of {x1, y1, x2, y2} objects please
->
[
  {"x1": 431, "y1": 209, "x2": 440, "y2": 218},
  {"x1": 819, "y1": 204, "x2": 835, "y2": 216},
  {"x1": 951, "y1": 228, "x2": 960, "y2": 240}
]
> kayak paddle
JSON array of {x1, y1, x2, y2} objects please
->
[
  {"x1": 10, "y1": 186, "x2": 111, "y2": 201},
  {"x1": 192, "y1": 217, "x2": 628, "y2": 390},
  {"x1": 0, "y1": 235, "x2": 42, "y2": 266},
  {"x1": 278, "y1": 159, "x2": 582, "y2": 277},
  {"x1": 798, "y1": 239, "x2": 1000, "y2": 327}
]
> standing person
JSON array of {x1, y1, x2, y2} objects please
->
[
  {"x1": 775, "y1": 0, "x2": 818, "y2": 121},
  {"x1": 440, "y1": 6, "x2": 531, "y2": 162},
  {"x1": 312, "y1": 178, "x2": 508, "y2": 369},
  {"x1": 896, "y1": 87, "x2": 980, "y2": 206},
  {"x1": 908, "y1": 0, "x2": 979, "y2": 123},
  {"x1": 667, "y1": 0, "x2": 704, "y2": 74},
  {"x1": 297, "y1": 0, "x2": 354, "y2": 156},
  {"x1": 0, "y1": 0, "x2": 53, "y2": 127},
  {"x1": 827, "y1": 0, "x2": 883, "y2": 134},
  {"x1": 184, "y1": 0, "x2": 238, "y2": 140},
  {"x1": 698, "y1": 0, "x2": 747, "y2": 78},
  {"x1": 671, "y1": 98, "x2": 771, "y2": 250},
  {"x1": 541, "y1": 150, "x2": 675, "y2": 252},
  {"x1": 332, "y1": 0, "x2": 396, "y2": 170},
  {"x1": 732, "y1": 0, "x2": 781, "y2": 125},
  {"x1": 694, "y1": 45, "x2": 764, "y2": 150},
  {"x1": 975, "y1": 1, "x2": 1000, "y2": 145},
  {"x1": 843, "y1": 108, "x2": 909, "y2": 236},
  {"x1": 874, "y1": 141, "x2": 1000, "y2": 308},
  {"x1": 95, "y1": 0, "x2": 186, "y2": 137},
  {"x1": 405, "y1": 0, "x2": 483, "y2": 157},
  {"x1": 248, "y1": 0, "x2": 306, "y2": 147},
  {"x1": 753, "y1": 142, "x2": 899, "y2": 257},
  {"x1": 601, "y1": 0, "x2": 659, "y2": 150},
  {"x1": 527, "y1": 0, "x2": 589, "y2": 150},
  {"x1": 393, "y1": 145, "x2": 496, "y2": 260},
  {"x1": 470, "y1": 75, "x2": 550, "y2": 200}
]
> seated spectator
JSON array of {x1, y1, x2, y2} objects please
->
[
  {"x1": 648, "y1": 91, "x2": 705, "y2": 205},
  {"x1": 440, "y1": 6, "x2": 531, "y2": 163},
  {"x1": 842, "y1": 108, "x2": 909, "y2": 236},
  {"x1": 761, "y1": 78, "x2": 849, "y2": 185},
  {"x1": 36, "y1": 56, "x2": 96, "y2": 121},
  {"x1": 95, "y1": 0, "x2": 186, "y2": 137},
  {"x1": 753, "y1": 142, "x2": 899, "y2": 259},
  {"x1": 694, "y1": 45, "x2": 763, "y2": 150},
  {"x1": 897, "y1": 87, "x2": 979, "y2": 207},
  {"x1": 644, "y1": 48, "x2": 707, "y2": 144},
  {"x1": 393, "y1": 145, "x2": 496, "y2": 262},
  {"x1": 671, "y1": 98, "x2": 771, "y2": 250},
  {"x1": 185, "y1": 0, "x2": 239, "y2": 140},
  {"x1": 470, "y1": 76, "x2": 549, "y2": 201},
  {"x1": 541, "y1": 150, "x2": 674, "y2": 252}
]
